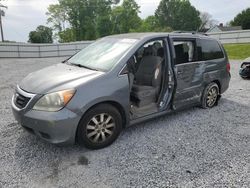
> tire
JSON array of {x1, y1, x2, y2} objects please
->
[
  {"x1": 240, "y1": 63, "x2": 250, "y2": 79},
  {"x1": 241, "y1": 62, "x2": 248, "y2": 68},
  {"x1": 77, "y1": 104, "x2": 122, "y2": 149},
  {"x1": 241, "y1": 76, "x2": 249, "y2": 79},
  {"x1": 201, "y1": 82, "x2": 220, "y2": 109}
]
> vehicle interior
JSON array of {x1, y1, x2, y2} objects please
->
[
  {"x1": 174, "y1": 41, "x2": 195, "y2": 64},
  {"x1": 127, "y1": 40, "x2": 166, "y2": 119}
]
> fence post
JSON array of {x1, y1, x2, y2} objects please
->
[
  {"x1": 57, "y1": 44, "x2": 60, "y2": 57},
  {"x1": 38, "y1": 45, "x2": 41, "y2": 58},
  {"x1": 237, "y1": 31, "x2": 240, "y2": 43},
  {"x1": 17, "y1": 44, "x2": 20, "y2": 58}
]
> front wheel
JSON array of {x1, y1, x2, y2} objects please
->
[
  {"x1": 201, "y1": 82, "x2": 220, "y2": 109},
  {"x1": 77, "y1": 104, "x2": 122, "y2": 149}
]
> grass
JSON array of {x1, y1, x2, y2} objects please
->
[{"x1": 223, "y1": 43, "x2": 250, "y2": 60}]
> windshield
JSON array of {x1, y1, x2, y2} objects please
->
[{"x1": 67, "y1": 38, "x2": 138, "y2": 72}]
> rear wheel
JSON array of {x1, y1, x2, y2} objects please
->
[
  {"x1": 201, "y1": 82, "x2": 219, "y2": 109},
  {"x1": 77, "y1": 104, "x2": 122, "y2": 149}
]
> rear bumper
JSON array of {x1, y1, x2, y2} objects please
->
[{"x1": 12, "y1": 97, "x2": 81, "y2": 145}]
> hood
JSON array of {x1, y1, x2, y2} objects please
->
[{"x1": 19, "y1": 63, "x2": 103, "y2": 94}]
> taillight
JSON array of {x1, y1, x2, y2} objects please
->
[{"x1": 226, "y1": 63, "x2": 230, "y2": 72}]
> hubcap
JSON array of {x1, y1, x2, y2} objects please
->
[
  {"x1": 86, "y1": 113, "x2": 115, "y2": 143},
  {"x1": 206, "y1": 87, "x2": 218, "y2": 107}
]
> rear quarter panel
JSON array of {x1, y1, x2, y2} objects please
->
[{"x1": 202, "y1": 42, "x2": 230, "y2": 94}]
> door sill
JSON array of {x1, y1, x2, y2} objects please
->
[{"x1": 128, "y1": 109, "x2": 172, "y2": 127}]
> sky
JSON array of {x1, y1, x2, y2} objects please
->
[{"x1": 1, "y1": 0, "x2": 250, "y2": 42}]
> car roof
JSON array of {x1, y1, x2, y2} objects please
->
[{"x1": 105, "y1": 32, "x2": 213, "y2": 41}]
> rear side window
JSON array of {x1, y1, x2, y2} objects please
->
[
  {"x1": 173, "y1": 40, "x2": 197, "y2": 65},
  {"x1": 200, "y1": 39, "x2": 224, "y2": 60}
]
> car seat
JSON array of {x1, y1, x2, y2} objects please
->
[{"x1": 131, "y1": 52, "x2": 162, "y2": 107}]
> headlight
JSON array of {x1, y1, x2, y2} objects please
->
[{"x1": 33, "y1": 89, "x2": 76, "y2": 112}]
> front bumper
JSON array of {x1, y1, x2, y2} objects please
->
[{"x1": 11, "y1": 89, "x2": 81, "y2": 145}]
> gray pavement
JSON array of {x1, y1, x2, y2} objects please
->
[{"x1": 0, "y1": 58, "x2": 249, "y2": 187}]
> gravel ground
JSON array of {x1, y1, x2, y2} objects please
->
[{"x1": 0, "y1": 58, "x2": 249, "y2": 188}]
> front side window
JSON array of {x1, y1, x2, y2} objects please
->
[
  {"x1": 135, "y1": 40, "x2": 165, "y2": 63},
  {"x1": 173, "y1": 40, "x2": 196, "y2": 65},
  {"x1": 125, "y1": 39, "x2": 166, "y2": 75},
  {"x1": 200, "y1": 39, "x2": 224, "y2": 61},
  {"x1": 67, "y1": 38, "x2": 138, "y2": 72}
]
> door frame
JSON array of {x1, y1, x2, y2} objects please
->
[
  {"x1": 122, "y1": 36, "x2": 174, "y2": 119},
  {"x1": 168, "y1": 36, "x2": 201, "y2": 109}
]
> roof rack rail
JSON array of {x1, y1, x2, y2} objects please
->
[{"x1": 172, "y1": 31, "x2": 208, "y2": 36}]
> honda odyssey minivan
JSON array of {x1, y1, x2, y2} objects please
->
[{"x1": 12, "y1": 33, "x2": 231, "y2": 149}]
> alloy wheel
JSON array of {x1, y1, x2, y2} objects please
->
[
  {"x1": 206, "y1": 87, "x2": 218, "y2": 107},
  {"x1": 86, "y1": 113, "x2": 115, "y2": 143}
]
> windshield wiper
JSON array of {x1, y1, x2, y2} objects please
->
[{"x1": 70, "y1": 63, "x2": 99, "y2": 71}]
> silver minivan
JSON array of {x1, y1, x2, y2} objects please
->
[{"x1": 12, "y1": 33, "x2": 231, "y2": 149}]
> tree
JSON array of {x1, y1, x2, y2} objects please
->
[
  {"x1": 199, "y1": 12, "x2": 218, "y2": 30},
  {"x1": 58, "y1": 28, "x2": 76, "y2": 42},
  {"x1": 231, "y1": 8, "x2": 250, "y2": 29},
  {"x1": 134, "y1": 15, "x2": 172, "y2": 32},
  {"x1": 28, "y1": 25, "x2": 53, "y2": 43},
  {"x1": 137, "y1": 16, "x2": 159, "y2": 32},
  {"x1": 111, "y1": 0, "x2": 142, "y2": 34},
  {"x1": 59, "y1": 0, "x2": 91, "y2": 41},
  {"x1": 52, "y1": 0, "x2": 119, "y2": 41},
  {"x1": 97, "y1": 15, "x2": 113, "y2": 37},
  {"x1": 155, "y1": 0, "x2": 201, "y2": 31},
  {"x1": 95, "y1": 0, "x2": 113, "y2": 37},
  {"x1": 46, "y1": 4, "x2": 67, "y2": 33}
]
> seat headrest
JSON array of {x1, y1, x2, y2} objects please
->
[
  {"x1": 157, "y1": 47, "x2": 164, "y2": 58},
  {"x1": 143, "y1": 45, "x2": 158, "y2": 56},
  {"x1": 153, "y1": 42, "x2": 162, "y2": 50}
]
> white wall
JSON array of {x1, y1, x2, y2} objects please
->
[
  {"x1": 1, "y1": 30, "x2": 250, "y2": 58},
  {"x1": 0, "y1": 41, "x2": 93, "y2": 58},
  {"x1": 207, "y1": 29, "x2": 250, "y2": 44}
]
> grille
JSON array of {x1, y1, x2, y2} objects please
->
[{"x1": 14, "y1": 92, "x2": 31, "y2": 109}]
